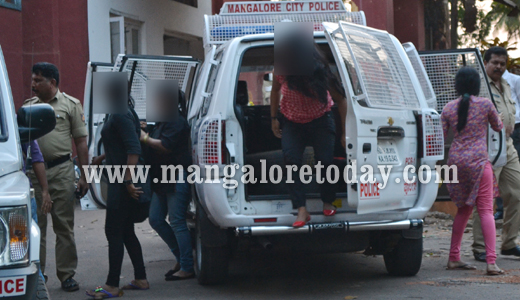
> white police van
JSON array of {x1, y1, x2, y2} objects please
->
[
  {"x1": 83, "y1": 0, "x2": 506, "y2": 285},
  {"x1": 0, "y1": 46, "x2": 51, "y2": 299}
]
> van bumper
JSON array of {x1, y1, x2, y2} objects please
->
[
  {"x1": 0, "y1": 262, "x2": 40, "y2": 299},
  {"x1": 236, "y1": 219, "x2": 423, "y2": 237}
]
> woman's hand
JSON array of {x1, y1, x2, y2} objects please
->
[
  {"x1": 140, "y1": 121, "x2": 147, "y2": 130},
  {"x1": 271, "y1": 119, "x2": 282, "y2": 138},
  {"x1": 91, "y1": 156, "x2": 104, "y2": 166},
  {"x1": 140, "y1": 130, "x2": 148, "y2": 143},
  {"x1": 41, "y1": 190, "x2": 53, "y2": 215},
  {"x1": 126, "y1": 183, "x2": 143, "y2": 200}
]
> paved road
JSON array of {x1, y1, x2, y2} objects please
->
[{"x1": 42, "y1": 208, "x2": 520, "y2": 300}]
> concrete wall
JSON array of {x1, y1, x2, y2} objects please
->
[
  {"x1": 88, "y1": 0, "x2": 211, "y2": 63},
  {"x1": 394, "y1": 0, "x2": 426, "y2": 50},
  {"x1": 352, "y1": 0, "x2": 426, "y2": 50},
  {"x1": 0, "y1": 1, "x2": 89, "y2": 108},
  {"x1": 0, "y1": 7, "x2": 23, "y2": 107}
]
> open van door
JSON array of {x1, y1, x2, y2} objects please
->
[
  {"x1": 84, "y1": 55, "x2": 200, "y2": 208},
  {"x1": 83, "y1": 62, "x2": 114, "y2": 210},
  {"x1": 418, "y1": 49, "x2": 507, "y2": 199},
  {"x1": 323, "y1": 22, "x2": 441, "y2": 214}
]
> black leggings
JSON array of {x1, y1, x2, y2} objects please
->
[
  {"x1": 281, "y1": 112, "x2": 336, "y2": 209},
  {"x1": 105, "y1": 201, "x2": 148, "y2": 287}
]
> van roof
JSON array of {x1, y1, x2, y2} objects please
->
[{"x1": 203, "y1": 0, "x2": 365, "y2": 50}]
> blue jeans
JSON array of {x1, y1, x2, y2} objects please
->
[
  {"x1": 281, "y1": 112, "x2": 336, "y2": 209},
  {"x1": 149, "y1": 181, "x2": 194, "y2": 273}
]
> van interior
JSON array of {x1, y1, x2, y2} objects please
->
[{"x1": 234, "y1": 43, "x2": 348, "y2": 201}]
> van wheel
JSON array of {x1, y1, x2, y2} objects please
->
[
  {"x1": 35, "y1": 275, "x2": 50, "y2": 300},
  {"x1": 383, "y1": 237, "x2": 423, "y2": 276},
  {"x1": 194, "y1": 204, "x2": 229, "y2": 285}
]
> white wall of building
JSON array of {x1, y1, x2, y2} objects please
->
[{"x1": 88, "y1": 0, "x2": 211, "y2": 62}]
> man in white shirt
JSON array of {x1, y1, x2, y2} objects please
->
[{"x1": 495, "y1": 70, "x2": 520, "y2": 220}]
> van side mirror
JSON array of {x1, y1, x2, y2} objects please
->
[{"x1": 17, "y1": 104, "x2": 56, "y2": 143}]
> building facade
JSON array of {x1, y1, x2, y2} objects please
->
[
  {"x1": 0, "y1": 0, "x2": 210, "y2": 109},
  {"x1": 0, "y1": 0, "x2": 426, "y2": 109}
]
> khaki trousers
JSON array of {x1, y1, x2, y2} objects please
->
[
  {"x1": 28, "y1": 160, "x2": 77, "y2": 282},
  {"x1": 473, "y1": 139, "x2": 520, "y2": 253}
]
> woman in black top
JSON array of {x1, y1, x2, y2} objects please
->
[
  {"x1": 141, "y1": 89, "x2": 194, "y2": 281},
  {"x1": 87, "y1": 101, "x2": 150, "y2": 298}
]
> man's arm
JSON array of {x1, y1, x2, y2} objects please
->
[
  {"x1": 140, "y1": 130, "x2": 171, "y2": 154},
  {"x1": 74, "y1": 136, "x2": 89, "y2": 197},
  {"x1": 32, "y1": 162, "x2": 53, "y2": 214}
]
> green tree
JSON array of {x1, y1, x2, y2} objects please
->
[{"x1": 483, "y1": 0, "x2": 520, "y2": 40}]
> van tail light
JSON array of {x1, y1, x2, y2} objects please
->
[
  {"x1": 416, "y1": 110, "x2": 444, "y2": 160},
  {"x1": 198, "y1": 116, "x2": 228, "y2": 166}
]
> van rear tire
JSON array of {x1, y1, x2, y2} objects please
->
[
  {"x1": 194, "y1": 203, "x2": 229, "y2": 285},
  {"x1": 383, "y1": 237, "x2": 423, "y2": 276}
]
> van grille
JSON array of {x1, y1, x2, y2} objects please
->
[
  {"x1": 402, "y1": 43, "x2": 436, "y2": 110},
  {"x1": 419, "y1": 50, "x2": 492, "y2": 112},
  {"x1": 113, "y1": 55, "x2": 198, "y2": 119},
  {"x1": 338, "y1": 22, "x2": 421, "y2": 110}
]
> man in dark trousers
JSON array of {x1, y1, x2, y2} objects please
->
[
  {"x1": 24, "y1": 62, "x2": 89, "y2": 292},
  {"x1": 472, "y1": 47, "x2": 520, "y2": 261}
]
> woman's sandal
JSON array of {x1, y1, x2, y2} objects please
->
[
  {"x1": 446, "y1": 261, "x2": 477, "y2": 270},
  {"x1": 122, "y1": 280, "x2": 149, "y2": 290},
  {"x1": 165, "y1": 266, "x2": 181, "y2": 277},
  {"x1": 487, "y1": 264, "x2": 505, "y2": 276},
  {"x1": 86, "y1": 287, "x2": 124, "y2": 299}
]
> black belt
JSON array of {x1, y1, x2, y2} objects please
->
[
  {"x1": 46, "y1": 154, "x2": 70, "y2": 169},
  {"x1": 515, "y1": 123, "x2": 520, "y2": 130}
]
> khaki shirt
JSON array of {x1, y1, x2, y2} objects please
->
[
  {"x1": 23, "y1": 90, "x2": 87, "y2": 162},
  {"x1": 488, "y1": 76, "x2": 515, "y2": 137}
]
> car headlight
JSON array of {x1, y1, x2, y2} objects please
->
[{"x1": 0, "y1": 206, "x2": 29, "y2": 267}]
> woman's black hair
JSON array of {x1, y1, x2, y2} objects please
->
[
  {"x1": 284, "y1": 43, "x2": 345, "y2": 104},
  {"x1": 454, "y1": 66, "x2": 481, "y2": 132}
]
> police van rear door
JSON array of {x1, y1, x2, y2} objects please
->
[
  {"x1": 418, "y1": 49, "x2": 507, "y2": 185},
  {"x1": 83, "y1": 62, "x2": 114, "y2": 209},
  {"x1": 85, "y1": 55, "x2": 200, "y2": 208},
  {"x1": 324, "y1": 21, "x2": 442, "y2": 214}
]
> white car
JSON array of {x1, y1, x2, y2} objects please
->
[
  {"x1": 0, "y1": 46, "x2": 52, "y2": 299},
  {"x1": 83, "y1": 0, "x2": 506, "y2": 286}
]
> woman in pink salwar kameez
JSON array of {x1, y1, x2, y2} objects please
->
[{"x1": 441, "y1": 67, "x2": 504, "y2": 275}]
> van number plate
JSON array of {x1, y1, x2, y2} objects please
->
[
  {"x1": 0, "y1": 276, "x2": 26, "y2": 296},
  {"x1": 377, "y1": 140, "x2": 399, "y2": 164}
]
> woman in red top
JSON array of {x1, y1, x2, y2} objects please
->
[{"x1": 270, "y1": 43, "x2": 347, "y2": 227}]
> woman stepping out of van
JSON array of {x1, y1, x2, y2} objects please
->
[
  {"x1": 441, "y1": 67, "x2": 504, "y2": 276},
  {"x1": 270, "y1": 39, "x2": 347, "y2": 228}
]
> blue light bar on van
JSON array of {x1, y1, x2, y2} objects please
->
[
  {"x1": 203, "y1": 0, "x2": 366, "y2": 49},
  {"x1": 211, "y1": 25, "x2": 274, "y2": 40}
]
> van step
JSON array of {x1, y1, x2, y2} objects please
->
[{"x1": 235, "y1": 219, "x2": 422, "y2": 237}]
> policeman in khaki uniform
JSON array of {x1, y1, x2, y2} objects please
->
[
  {"x1": 473, "y1": 47, "x2": 520, "y2": 261},
  {"x1": 24, "y1": 63, "x2": 89, "y2": 292}
]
